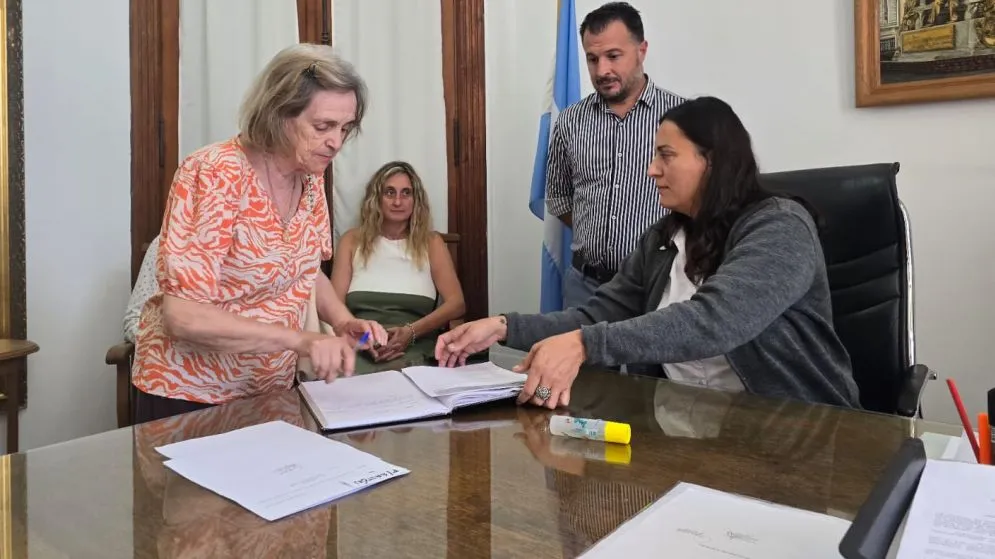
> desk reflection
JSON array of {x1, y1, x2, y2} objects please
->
[
  {"x1": 6, "y1": 366, "x2": 915, "y2": 559},
  {"x1": 132, "y1": 391, "x2": 331, "y2": 559},
  {"x1": 517, "y1": 377, "x2": 877, "y2": 557}
]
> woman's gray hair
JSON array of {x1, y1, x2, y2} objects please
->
[{"x1": 238, "y1": 43, "x2": 367, "y2": 155}]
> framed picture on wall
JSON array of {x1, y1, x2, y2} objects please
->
[{"x1": 855, "y1": 0, "x2": 995, "y2": 106}]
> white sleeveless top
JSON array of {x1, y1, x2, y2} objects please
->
[
  {"x1": 657, "y1": 229, "x2": 744, "y2": 393},
  {"x1": 348, "y1": 237, "x2": 437, "y2": 299}
]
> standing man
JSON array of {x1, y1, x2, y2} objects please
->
[{"x1": 546, "y1": 2, "x2": 686, "y2": 309}]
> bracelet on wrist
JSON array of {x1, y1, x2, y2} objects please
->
[{"x1": 404, "y1": 323, "x2": 417, "y2": 347}]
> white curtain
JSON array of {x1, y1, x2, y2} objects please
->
[
  {"x1": 484, "y1": 0, "x2": 556, "y2": 314},
  {"x1": 331, "y1": 0, "x2": 449, "y2": 242},
  {"x1": 179, "y1": 0, "x2": 300, "y2": 159}
]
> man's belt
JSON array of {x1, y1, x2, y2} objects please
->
[{"x1": 571, "y1": 253, "x2": 617, "y2": 284}]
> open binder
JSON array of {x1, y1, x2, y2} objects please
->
[{"x1": 298, "y1": 362, "x2": 527, "y2": 432}]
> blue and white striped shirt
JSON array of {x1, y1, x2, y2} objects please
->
[{"x1": 545, "y1": 76, "x2": 686, "y2": 271}]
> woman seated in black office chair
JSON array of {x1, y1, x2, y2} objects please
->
[
  {"x1": 331, "y1": 161, "x2": 465, "y2": 373},
  {"x1": 435, "y1": 96, "x2": 860, "y2": 409}
]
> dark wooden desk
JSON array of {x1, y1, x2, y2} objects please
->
[
  {"x1": 0, "y1": 339, "x2": 38, "y2": 454},
  {"x1": 3, "y1": 362, "x2": 920, "y2": 558}
]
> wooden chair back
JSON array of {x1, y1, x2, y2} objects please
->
[
  {"x1": 440, "y1": 232, "x2": 460, "y2": 279},
  {"x1": 439, "y1": 232, "x2": 464, "y2": 328},
  {"x1": 108, "y1": 240, "x2": 154, "y2": 428}
]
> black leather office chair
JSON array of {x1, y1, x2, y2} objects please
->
[{"x1": 760, "y1": 162, "x2": 935, "y2": 417}]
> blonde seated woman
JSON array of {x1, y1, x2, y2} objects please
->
[{"x1": 332, "y1": 161, "x2": 465, "y2": 373}]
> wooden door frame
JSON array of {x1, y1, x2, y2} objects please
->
[
  {"x1": 129, "y1": 0, "x2": 174, "y2": 283},
  {"x1": 441, "y1": 0, "x2": 488, "y2": 320},
  {"x1": 129, "y1": 0, "x2": 489, "y2": 321}
]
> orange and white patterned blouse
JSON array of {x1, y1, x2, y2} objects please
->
[{"x1": 132, "y1": 137, "x2": 333, "y2": 404}]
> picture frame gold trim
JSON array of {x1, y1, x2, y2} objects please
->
[
  {"x1": 855, "y1": 0, "x2": 995, "y2": 106},
  {"x1": 0, "y1": 0, "x2": 12, "y2": 338},
  {"x1": 1, "y1": 0, "x2": 24, "y2": 340},
  {"x1": 0, "y1": 0, "x2": 14, "y2": 548},
  {"x1": 0, "y1": 0, "x2": 26, "y2": 409}
]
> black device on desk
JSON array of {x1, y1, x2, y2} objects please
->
[
  {"x1": 838, "y1": 437, "x2": 927, "y2": 559},
  {"x1": 989, "y1": 388, "x2": 995, "y2": 464}
]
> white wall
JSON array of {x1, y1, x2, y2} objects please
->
[
  {"x1": 487, "y1": 0, "x2": 995, "y2": 424},
  {"x1": 484, "y1": 0, "x2": 553, "y2": 314},
  {"x1": 15, "y1": 0, "x2": 131, "y2": 450},
  {"x1": 331, "y1": 0, "x2": 449, "y2": 241},
  {"x1": 179, "y1": 0, "x2": 299, "y2": 159}
]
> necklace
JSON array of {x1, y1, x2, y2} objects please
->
[{"x1": 263, "y1": 159, "x2": 300, "y2": 225}]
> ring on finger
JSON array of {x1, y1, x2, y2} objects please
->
[{"x1": 535, "y1": 385, "x2": 552, "y2": 402}]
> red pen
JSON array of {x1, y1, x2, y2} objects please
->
[{"x1": 947, "y1": 379, "x2": 981, "y2": 462}]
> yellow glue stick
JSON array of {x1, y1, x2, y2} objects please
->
[
  {"x1": 549, "y1": 416, "x2": 631, "y2": 445},
  {"x1": 550, "y1": 436, "x2": 632, "y2": 464}
]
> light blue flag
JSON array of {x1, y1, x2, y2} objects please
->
[{"x1": 529, "y1": 0, "x2": 582, "y2": 312}]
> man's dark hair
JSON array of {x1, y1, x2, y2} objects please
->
[{"x1": 580, "y1": 2, "x2": 644, "y2": 42}]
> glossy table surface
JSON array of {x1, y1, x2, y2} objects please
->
[{"x1": 1, "y1": 353, "x2": 951, "y2": 559}]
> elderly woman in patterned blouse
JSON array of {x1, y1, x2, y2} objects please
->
[{"x1": 131, "y1": 44, "x2": 388, "y2": 424}]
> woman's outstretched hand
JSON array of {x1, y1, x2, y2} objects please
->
[
  {"x1": 294, "y1": 332, "x2": 357, "y2": 382},
  {"x1": 434, "y1": 316, "x2": 508, "y2": 367}
]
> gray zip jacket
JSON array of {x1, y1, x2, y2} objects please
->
[{"x1": 504, "y1": 197, "x2": 860, "y2": 408}]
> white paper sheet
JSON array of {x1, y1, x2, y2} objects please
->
[
  {"x1": 402, "y1": 362, "x2": 526, "y2": 397},
  {"x1": 946, "y1": 431, "x2": 981, "y2": 463},
  {"x1": 299, "y1": 370, "x2": 451, "y2": 430},
  {"x1": 158, "y1": 420, "x2": 409, "y2": 521},
  {"x1": 157, "y1": 420, "x2": 303, "y2": 459},
  {"x1": 580, "y1": 483, "x2": 850, "y2": 559},
  {"x1": 921, "y1": 432, "x2": 956, "y2": 460},
  {"x1": 920, "y1": 431, "x2": 979, "y2": 464},
  {"x1": 896, "y1": 459, "x2": 995, "y2": 559}
]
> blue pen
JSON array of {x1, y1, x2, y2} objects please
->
[{"x1": 357, "y1": 331, "x2": 371, "y2": 348}]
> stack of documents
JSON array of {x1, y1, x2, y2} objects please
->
[
  {"x1": 298, "y1": 362, "x2": 527, "y2": 431},
  {"x1": 896, "y1": 459, "x2": 995, "y2": 558},
  {"x1": 580, "y1": 482, "x2": 851, "y2": 558},
  {"x1": 156, "y1": 420, "x2": 409, "y2": 521}
]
